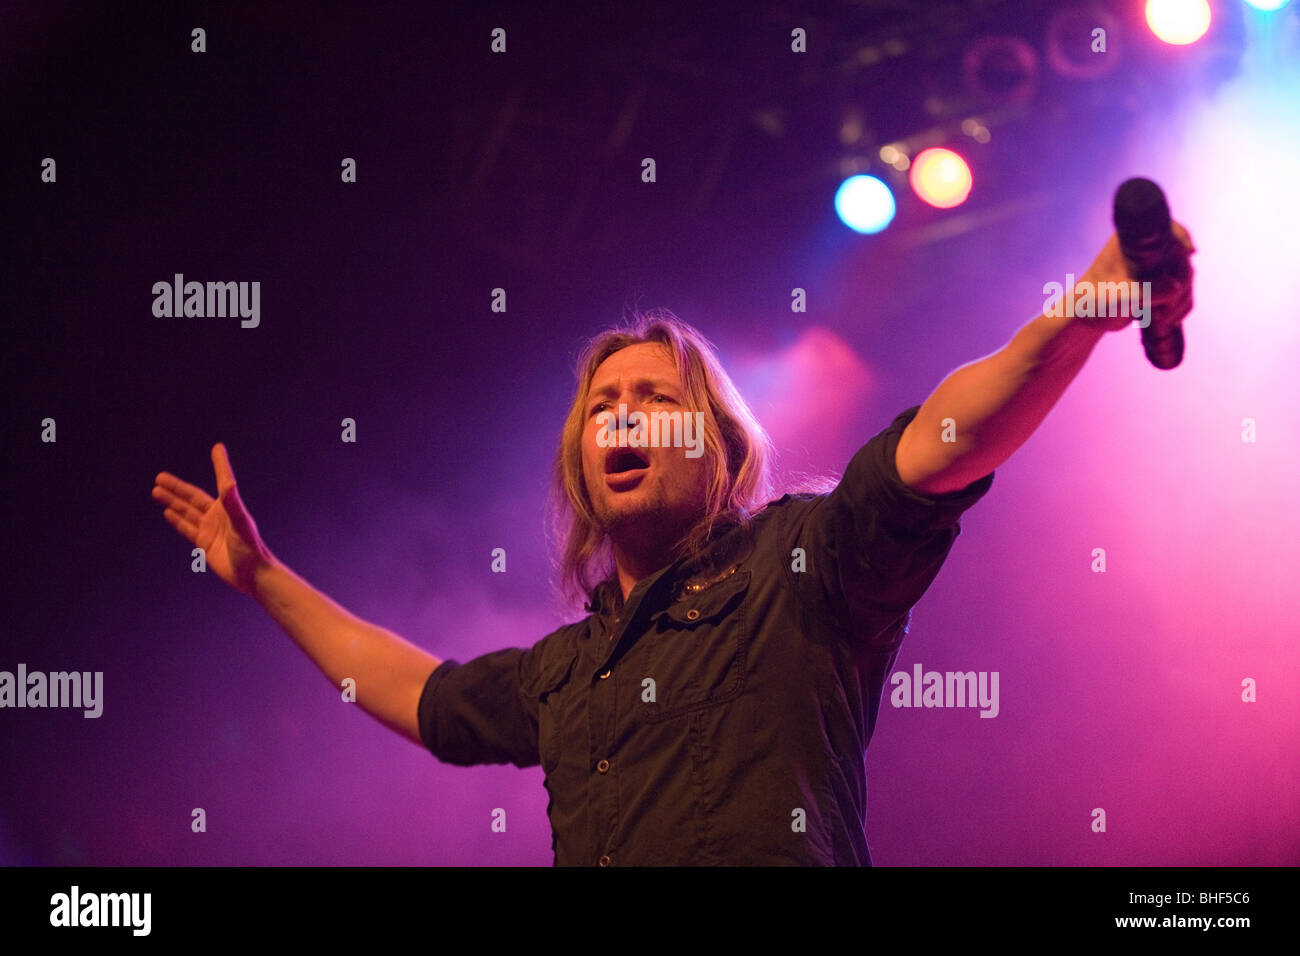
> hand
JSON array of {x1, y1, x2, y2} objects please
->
[
  {"x1": 152, "y1": 443, "x2": 275, "y2": 595},
  {"x1": 1077, "y1": 220, "x2": 1196, "y2": 334}
]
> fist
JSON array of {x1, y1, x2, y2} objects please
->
[{"x1": 1077, "y1": 221, "x2": 1196, "y2": 334}]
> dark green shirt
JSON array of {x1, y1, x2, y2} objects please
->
[{"x1": 418, "y1": 405, "x2": 994, "y2": 865}]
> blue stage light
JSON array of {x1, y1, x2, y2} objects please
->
[{"x1": 834, "y1": 175, "x2": 896, "y2": 234}]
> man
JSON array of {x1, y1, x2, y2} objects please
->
[{"x1": 151, "y1": 224, "x2": 1194, "y2": 865}]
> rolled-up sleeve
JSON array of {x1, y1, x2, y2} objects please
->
[
  {"x1": 417, "y1": 646, "x2": 543, "y2": 769},
  {"x1": 788, "y1": 404, "x2": 994, "y2": 641}
]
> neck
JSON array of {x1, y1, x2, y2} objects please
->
[
  {"x1": 606, "y1": 505, "x2": 716, "y2": 605},
  {"x1": 612, "y1": 537, "x2": 675, "y2": 603}
]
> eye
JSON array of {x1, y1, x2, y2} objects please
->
[
  {"x1": 590, "y1": 401, "x2": 610, "y2": 417},
  {"x1": 653, "y1": 393, "x2": 676, "y2": 404}
]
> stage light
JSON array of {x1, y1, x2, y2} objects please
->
[
  {"x1": 1243, "y1": 0, "x2": 1290, "y2": 10},
  {"x1": 834, "y1": 175, "x2": 896, "y2": 234},
  {"x1": 909, "y1": 148, "x2": 973, "y2": 209},
  {"x1": 1145, "y1": 0, "x2": 1212, "y2": 45},
  {"x1": 1046, "y1": 5, "x2": 1122, "y2": 79},
  {"x1": 879, "y1": 144, "x2": 910, "y2": 171},
  {"x1": 962, "y1": 36, "x2": 1040, "y2": 105}
]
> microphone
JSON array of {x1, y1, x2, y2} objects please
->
[{"x1": 1112, "y1": 177, "x2": 1186, "y2": 369}]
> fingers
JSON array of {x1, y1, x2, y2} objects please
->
[
  {"x1": 153, "y1": 471, "x2": 213, "y2": 510},
  {"x1": 1150, "y1": 271, "x2": 1190, "y2": 306},
  {"x1": 211, "y1": 443, "x2": 237, "y2": 495},
  {"x1": 153, "y1": 465, "x2": 215, "y2": 544},
  {"x1": 1151, "y1": 271, "x2": 1194, "y2": 329},
  {"x1": 1170, "y1": 282, "x2": 1193, "y2": 324},
  {"x1": 152, "y1": 482, "x2": 205, "y2": 522},
  {"x1": 161, "y1": 506, "x2": 199, "y2": 542},
  {"x1": 1144, "y1": 225, "x2": 1194, "y2": 326}
]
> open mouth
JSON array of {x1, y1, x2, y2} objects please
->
[{"x1": 605, "y1": 447, "x2": 650, "y2": 475}]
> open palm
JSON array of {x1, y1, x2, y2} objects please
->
[{"x1": 152, "y1": 443, "x2": 272, "y2": 594}]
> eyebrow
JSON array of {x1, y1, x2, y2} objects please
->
[{"x1": 588, "y1": 378, "x2": 679, "y2": 400}]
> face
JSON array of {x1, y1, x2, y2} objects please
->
[{"x1": 580, "y1": 343, "x2": 711, "y2": 547}]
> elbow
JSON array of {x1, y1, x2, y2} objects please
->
[
  {"x1": 896, "y1": 427, "x2": 993, "y2": 495},
  {"x1": 905, "y1": 469, "x2": 988, "y2": 496}
]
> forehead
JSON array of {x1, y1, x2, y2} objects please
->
[{"x1": 590, "y1": 342, "x2": 679, "y2": 387}]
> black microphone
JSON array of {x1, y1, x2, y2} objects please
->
[{"x1": 1112, "y1": 177, "x2": 1186, "y2": 369}]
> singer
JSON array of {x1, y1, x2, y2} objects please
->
[{"x1": 151, "y1": 219, "x2": 1194, "y2": 866}]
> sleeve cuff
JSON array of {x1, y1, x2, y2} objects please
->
[
  {"x1": 859, "y1": 404, "x2": 995, "y2": 533},
  {"x1": 416, "y1": 659, "x2": 461, "y2": 756}
]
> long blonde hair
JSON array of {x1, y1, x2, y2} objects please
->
[{"x1": 549, "y1": 309, "x2": 774, "y2": 612}]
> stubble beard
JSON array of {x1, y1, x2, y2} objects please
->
[{"x1": 591, "y1": 485, "x2": 703, "y2": 560}]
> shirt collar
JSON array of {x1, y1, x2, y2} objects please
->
[{"x1": 584, "y1": 512, "x2": 757, "y2": 628}]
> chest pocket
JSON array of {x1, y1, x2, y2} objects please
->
[
  {"x1": 641, "y1": 567, "x2": 751, "y2": 723},
  {"x1": 528, "y1": 645, "x2": 579, "y2": 775}
]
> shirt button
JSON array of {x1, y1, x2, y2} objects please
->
[
  {"x1": 597, "y1": 759, "x2": 610, "y2": 774},
  {"x1": 599, "y1": 855, "x2": 611, "y2": 867},
  {"x1": 599, "y1": 669, "x2": 612, "y2": 680},
  {"x1": 686, "y1": 608, "x2": 701, "y2": 621}
]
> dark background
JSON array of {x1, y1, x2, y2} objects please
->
[{"x1": 5, "y1": 0, "x2": 1298, "y2": 865}]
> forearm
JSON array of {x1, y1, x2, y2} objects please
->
[
  {"x1": 251, "y1": 558, "x2": 441, "y2": 746},
  {"x1": 901, "y1": 309, "x2": 1108, "y2": 493}
]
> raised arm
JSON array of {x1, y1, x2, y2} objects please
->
[
  {"x1": 152, "y1": 443, "x2": 440, "y2": 746},
  {"x1": 896, "y1": 224, "x2": 1196, "y2": 495},
  {"x1": 249, "y1": 559, "x2": 441, "y2": 746}
]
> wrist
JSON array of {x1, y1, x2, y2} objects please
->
[
  {"x1": 247, "y1": 552, "x2": 281, "y2": 602},
  {"x1": 1026, "y1": 307, "x2": 1107, "y2": 371},
  {"x1": 1065, "y1": 267, "x2": 1141, "y2": 333}
]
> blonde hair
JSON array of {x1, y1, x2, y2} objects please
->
[{"x1": 549, "y1": 309, "x2": 774, "y2": 612}]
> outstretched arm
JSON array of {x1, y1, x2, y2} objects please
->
[
  {"x1": 896, "y1": 224, "x2": 1196, "y2": 495},
  {"x1": 250, "y1": 558, "x2": 441, "y2": 746},
  {"x1": 153, "y1": 443, "x2": 441, "y2": 746}
]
